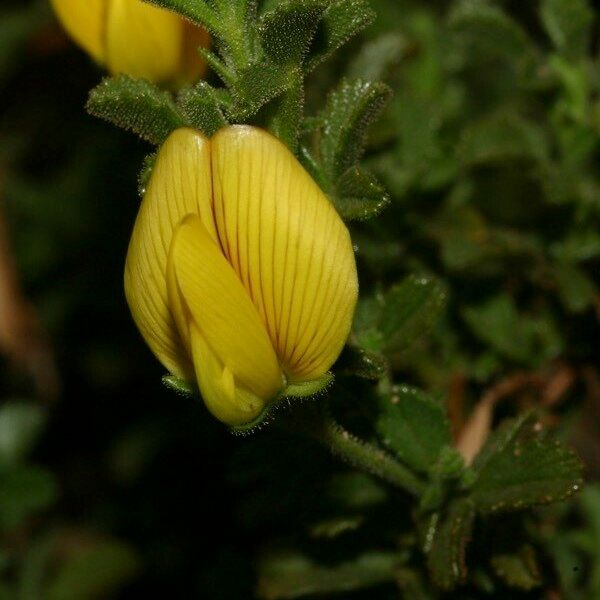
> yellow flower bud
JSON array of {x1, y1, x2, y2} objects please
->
[
  {"x1": 50, "y1": 0, "x2": 209, "y2": 83},
  {"x1": 124, "y1": 126, "x2": 358, "y2": 426}
]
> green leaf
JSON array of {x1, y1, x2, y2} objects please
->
[
  {"x1": 540, "y1": 0, "x2": 593, "y2": 59},
  {"x1": 491, "y1": 546, "x2": 541, "y2": 591},
  {"x1": 338, "y1": 346, "x2": 387, "y2": 380},
  {"x1": 260, "y1": 0, "x2": 329, "y2": 65},
  {"x1": 427, "y1": 499, "x2": 475, "y2": 590},
  {"x1": 378, "y1": 275, "x2": 447, "y2": 354},
  {"x1": 177, "y1": 82, "x2": 228, "y2": 137},
  {"x1": 0, "y1": 401, "x2": 46, "y2": 466},
  {"x1": 143, "y1": 0, "x2": 222, "y2": 35},
  {"x1": 319, "y1": 79, "x2": 392, "y2": 181},
  {"x1": 347, "y1": 32, "x2": 407, "y2": 81},
  {"x1": 459, "y1": 113, "x2": 549, "y2": 167},
  {"x1": 307, "y1": 0, "x2": 375, "y2": 71},
  {"x1": 47, "y1": 540, "x2": 139, "y2": 600},
  {"x1": 449, "y1": 0, "x2": 535, "y2": 63},
  {"x1": 470, "y1": 412, "x2": 583, "y2": 513},
  {"x1": 87, "y1": 77, "x2": 185, "y2": 145},
  {"x1": 267, "y1": 73, "x2": 304, "y2": 152},
  {"x1": 462, "y1": 294, "x2": 562, "y2": 365},
  {"x1": 554, "y1": 260, "x2": 597, "y2": 313},
  {"x1": 256, "y1": 551, "x2": 398, "y2": 599},
  {"x1": 331, "y1": 167, "x2": 390, "y2": 221},
  {"x1": 228, "y1": 62, "x2": 295, "y2": 120},
  {"x1": 0, "y1": 466, "x2": 58, "y2": 531},
  {"x1": 376, "y1": 386, "x2": 452, "y2": 473}
]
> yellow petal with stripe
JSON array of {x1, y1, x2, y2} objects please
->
[
  {"x1": 124, "y1": 128, "x2": 215, "y2": 379},
  {"x1": 106, "y1": 0, "x2": 183, "y2": 81},
  {"x1": 51, "y1": 0, "x2": 107, "y2": 63},
  {"x1": 210, "y1": 126, "x2": 358, "y2": 382},
  {"x1": 168, "y1": 215, "x2": 283, "y2": 425}
]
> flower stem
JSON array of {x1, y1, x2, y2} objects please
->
[{"x1": 301, "y1": 405, "x2": 425, "y2": 497}]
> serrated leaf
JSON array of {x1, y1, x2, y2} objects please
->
[
  {"x1": 260, "y1": 0, "x2": 329, "y2": 65},
  {"x1": 427, "y1": 499, "x2": 475, "y2": 590},
  {"x1": 378, "y1": 275, "x2": 447, "y2": 354},
  {"x1": 540, "y1": 0, "x2": 593, "y2": 59},
  {"x1": 228, "y1": 62, "x2": 295, "y2": 119},
  {"x1": 459, "y1": 113, "x2": 549, "y2": 167},
  {"x1": 87, "y1": 77, "x2": 185, "y2": 145},
  {"x1": 319, "y1": 79, "x2": 392, "y2": 181},
  {"x1": 257, "y1": 551, "x2": 398, "y2": 599},
  {"x1": 332, "y1": 167, "x2": 390, "y2": 220},
  {"x1": 491, "y1": 546, "x2": 541, "y2": 591},
  {"x1": 471, "y1": 412, "x2": 583, "y2": 513},
  {"x1": 177, "y1": 82, "x2": 228, "y2": 137},
  {"x1": 376, "y1": 386, "x2": 451, "y2": 473},
  {"x1": 307, "y1": 0, "x2": 375, "y2": 71}
]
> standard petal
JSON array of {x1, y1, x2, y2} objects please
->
[
  {"x1": 124, "y1": 128, "x2": 215, "y2": 378},
  {"x1": 51, "y1": 0, "x2": 107, "y2": 63},
  {"x1": 168, "y1": 214, "x2": 283, "y2": 404},
  {"x1": 211, "y1": 126, "x2": 358, "y2": 382},
  {"x1": 106, "y1": 0, "x2": 183, "y2": 81}
]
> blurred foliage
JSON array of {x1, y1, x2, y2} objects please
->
[{"x1": 0, "y1": 0, "x2": 598, "y2": 598}]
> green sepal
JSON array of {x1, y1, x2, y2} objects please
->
[
  {"x1": 283, "y1": 372, "x2": 334, "y2": 399},
  {"x1": 307, "y1": 0, "x2": 375, "y2": 72},
  {"x1": 230, "y1": 373, "x2": 334, "y2": 436},
  {"x1": 260, "y1": 0, "x2": 329, "y2": 65},
  {"x1": 87, "y1": 77, "x2": 185, "y2": 145},
  {"x1": 161, "y1": 375, "x2": 197, "y2": 398},
  {"x1": 177, "y1": 82, "x2": 228, "y2": 137},
  {"x1": 470, "y1": 411, "x2": 584, "y2": 513},
  {"x1": 137, "y1": 152, "x2": 157, "y2": 197}
]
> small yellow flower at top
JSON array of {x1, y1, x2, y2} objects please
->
[
  {"x1": 124, "y1": 126, "x2": 359, "y2": 427},
  {"x1": 50, "y1": 0, "x2": 209, "y2": 83}
]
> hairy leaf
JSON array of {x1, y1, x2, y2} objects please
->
[
  {"x1": 376, "y1": 386, "x2": 451, "y2": 473},
  {"x1": 470, "y1": 412, "x2": 583, "y2": 513},
  {"x1": 87, "y1": 77, "x2": 185, "y2": 145}
]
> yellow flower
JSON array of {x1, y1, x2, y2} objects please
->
[
  {"x1": 124, "y1": 126, "x2": 358, "y2": 426},
  {"x1": 50, "y1": 0, "x2": 209, "y2": 82}
]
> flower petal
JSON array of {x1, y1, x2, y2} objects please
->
[
  {"x1": 168, "y1": 214, "x2": 283, "y2": 406},
  {"x1": 124, "y1": 128, "x2": 215, "y2": 378},
  {"x1": 188, "y1": 324, "x2": 269, "y2": 426},
  {"x1": 51, "y1": 0, "x2": 107, "y2": 63},
  {"x1": 106, "y1": 0, "x2": 183, "y2": 81},
  {"x1": 211, "y1": 126, "x2": 358, "y2": 382}
]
